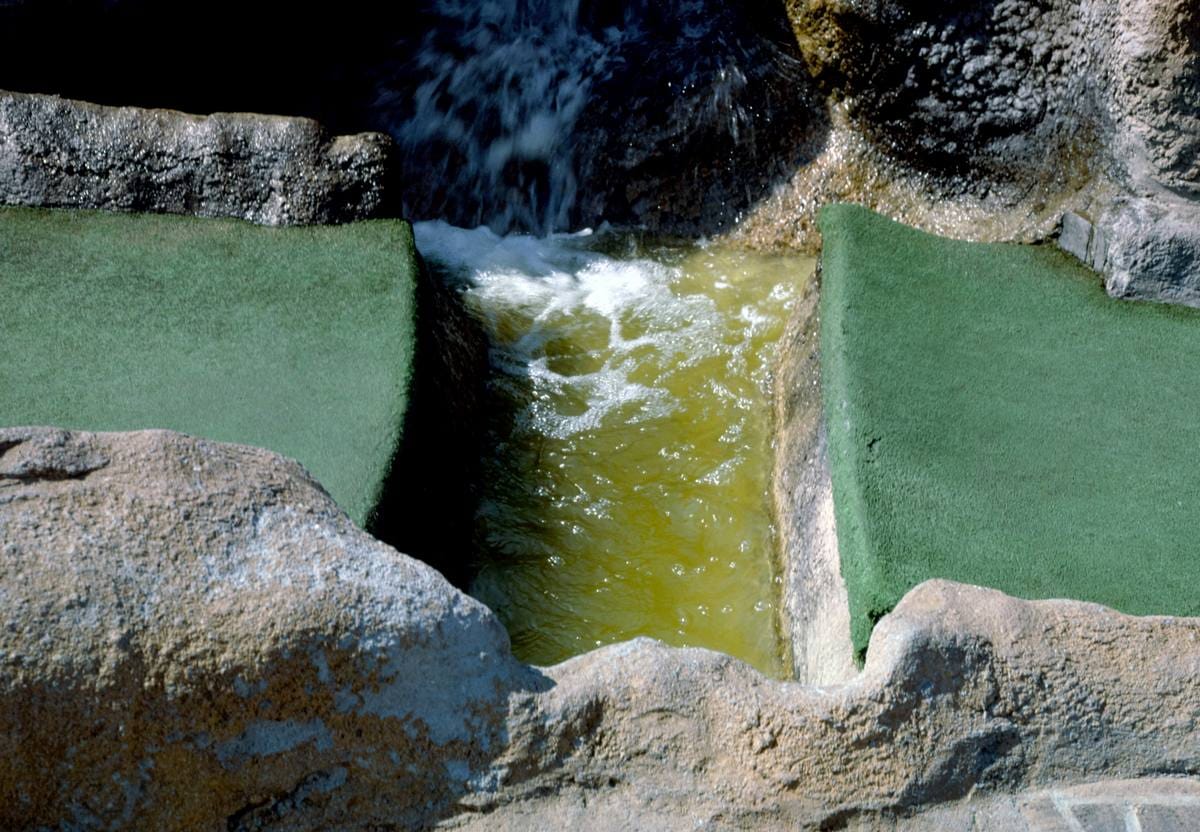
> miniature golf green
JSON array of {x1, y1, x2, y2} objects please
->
[
  {"x1": 0, "y1": 206, "x2": 417, "y2": 527},
  {"x1": 819, "y1": 204, "x2": 1200, "y2": 659}
]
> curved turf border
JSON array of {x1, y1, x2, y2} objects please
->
[{"x1": 819, "y1": 204, "x2": 1200, "y2": 659}]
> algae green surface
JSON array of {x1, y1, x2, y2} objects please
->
[
  {"x1": 0, "y1": 206, "x2": 417, "y2": 527},
  {"x1": 819, "y1": 204, "x2": 1200, "y2": 658}
]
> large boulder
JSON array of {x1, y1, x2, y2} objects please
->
[
  {"x1": 0, "y1": 426, "x2": 531, "y2": 829},
  {"x1": 0, "y1": 90, "x2": 392, "y2": 225},
  {"x1": 3, "y1": 426, "x2": 1200, "y2": 829}
]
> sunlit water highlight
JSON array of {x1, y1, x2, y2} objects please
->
[{"x1": 415, "y1": 222, "x2": 815, "y2": 676}]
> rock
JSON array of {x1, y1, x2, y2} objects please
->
[
  {"x1": 463, "y1": 581, "x2": 1200, "y2": 829},
  {"x1": 771, "y1": 274, "x2": 856, "y2": 685},
  {"x1": 740, "y1": 0, "x2": 1200, "y2": 294},
  {"x1": 1058, "y1": 211, "x2": 1097, "y2": 266},
  {"x1": 4, "y1": 425, "x2": 1200, "y2": 828},
  {"x1": 1098, "y1": 195, "x2": 1200, "y2": 307},
  {"x1": 783, "y1": 0, "x2": 1198, "y2": 196},
  {"x1": 864, "y1": 778, "x2": 1200, "y2": 831},
  {"x1": 0, "y1": 90, "x2": 392, "y2": 226},
  {"x1": 0, "y1": 426, "x2": 534, "y2": 829},
  {"x1": 1058, "y1": 197, "x2": 1200, "y2": 306}
]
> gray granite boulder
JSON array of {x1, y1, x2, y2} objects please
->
[{"x1": 0, "y1": 90, "x2": 391, "y2": 225}]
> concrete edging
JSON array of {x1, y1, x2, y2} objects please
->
[{"x1": 772, "y1": 269, "x2": 856, "y2": 684}]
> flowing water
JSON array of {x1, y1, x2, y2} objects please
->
[
  {"x1": 416, "y1": 223, "x2": 815, "y2": 676},
  {"x1": 391, "y1": 0, "x2": 813, "y2": 676},
  {"x1": 377, "y1": 0, "x2": 805, "y2": 236}
]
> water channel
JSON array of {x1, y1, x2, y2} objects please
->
[{"x1": 417, "y1": 222, "x2": 814, "y2": 676}]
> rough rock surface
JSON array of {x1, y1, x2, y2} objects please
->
[
  {"x1": 882, "y1": 779, "x2": 1200, "y2": 831},
  {"x1": 0, "y1": 90, "x2": 392, "y2": 225},
  {"x1": 3, "y1": 426, "x2": 1200, "y2": 829},
  {"x1": 0, "y1": 426, "x2": 528, "y2": 829},
  {"x1": 735, "y1": 0, "x2": 1200, "y2": 305},
  {"x1": 1061, "y1": 196, "x2": 1200, "y2": 308},
  {"x1": 771, "y1": 273, "x2": 856, "y2": 685}
]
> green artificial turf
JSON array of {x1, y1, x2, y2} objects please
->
[
  {"x1": 819, "y1": 204, "x2": 1200, "y2": 659},
  {"x1": 0, "y1": 206, "x2": 417, "y2": 527}
]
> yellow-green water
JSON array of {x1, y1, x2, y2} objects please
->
[{"x1": 414, "y1": 222, "x2": 815, "y2": 677}]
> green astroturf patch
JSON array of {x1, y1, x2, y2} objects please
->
[
  {"x1": 0, "y1": 206, "x2": 417, "y2": 527},
  {"x1": 819, "y1": 204, "x2": 1200, "y2": 659}
]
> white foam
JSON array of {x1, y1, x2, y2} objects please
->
[{"x1": 415, "y1": 222, "x2": 742, "y2": 444}]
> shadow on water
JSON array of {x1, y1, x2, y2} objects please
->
[{"x1": 366, "y1": 253, "x2": 490, "y2": 590}]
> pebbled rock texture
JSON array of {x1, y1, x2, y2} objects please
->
[
  {"x1": 0, "y1": 90, "x2": 392, "y2": 226},
  {"x1": 736, "y1": 0, "x2": 1200, "y2": 305},
  {"x1": 2, "y1": 426, "x2": 1199, "y2": 829}
]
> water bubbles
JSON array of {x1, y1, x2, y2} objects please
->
[{"x1": 428, "y1": 222, "x2": 816, "y2": 676}]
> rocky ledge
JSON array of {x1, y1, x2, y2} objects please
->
[
  {"x1": 735, "y1": 0, "x2": 1200, "y2": 308},
  {"x1": 0, "y1": 90, "x2": 391, "y2": 225},
  {"x1": 2, "y1": 425, "x2": 1197, "y2": 829}
]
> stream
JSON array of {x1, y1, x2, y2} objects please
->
[{"x1": 417, "y1": 223, "x2": 814, "y2": 676}]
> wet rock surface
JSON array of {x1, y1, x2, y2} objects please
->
[
  {"x1": 3, "y1": 426, "x2": 1199, "y2": 829},
  {"x1": 771, "y1": 273, "x2": 856, "y2": 685},
  {"x1": 0, "y1": 90, "x2": 392, "y2": 226}
]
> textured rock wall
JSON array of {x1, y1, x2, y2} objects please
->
[
  {"x1": 737, "y1": 0, "x2": 1199, "y2": 305},
  {"x1": 0, "y1": 90, "x2": 392, "y2": 226},
  {"x1": 2, "y1": 426, "x2": 1199, "y2": 829}
]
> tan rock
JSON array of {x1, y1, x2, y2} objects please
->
[
  {"x1": 0, "y1": 426, "x2": 528, "y2": 829},
  {"x1": 3, "y1": 426, "x2": 1199, "y2": 829},
  {"x1": 771, "y1": 274, "x2": 856, "y2": 685}
]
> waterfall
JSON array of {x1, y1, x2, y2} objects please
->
[
  {"x1": 376, "y1": 0, "x2": 626, "y2": 234},
  {"x1": 373, "y1": 0, "x2": 808, "y2": 236}
]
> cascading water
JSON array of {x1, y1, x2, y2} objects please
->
[
  {"x1": 392, "y1": 0, "x2": 817, "y2": 676},
  {"x1": 375, "y1": 0, "x2": 812, "y2": 236},
  {"x1": 378, "y1": 0, "x2": 622, "y2": 234},
  {"x1": 416, "y1": 223, "x2": 814, "y2": 675}
]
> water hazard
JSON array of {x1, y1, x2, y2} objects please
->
[{"x1": 416, "y1": 222, "x2": 814, "y2": 676}]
